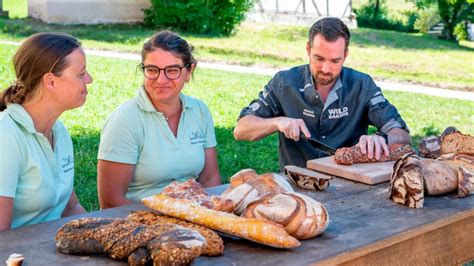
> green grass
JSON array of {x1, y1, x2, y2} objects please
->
[
  {"x1": 0, "y1": 18, "x2": 473, "y2": 91},
  {"x1": 1, "y1": 42, "x2": 473, "y2": 211}
]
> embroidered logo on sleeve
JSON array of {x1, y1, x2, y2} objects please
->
[
  {"x1": 328, "y1": 107, "x2": 349, "y2": 119},
  {"x1": 190, "y1": 131, "x2": 205, "y2": 145}
]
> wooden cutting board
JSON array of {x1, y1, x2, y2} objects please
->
[{"x1": 306, "y1": 156, "x2": 395, "y2": 185}]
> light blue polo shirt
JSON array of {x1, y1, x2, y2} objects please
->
[
  {"x1": 0, "y1": 104, "x2": 74, "y2": 229},
  {"x1": 98, "y1": 87, "x2": 217, "y2": 202}
]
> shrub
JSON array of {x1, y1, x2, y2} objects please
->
[
  {"x1": 143, "y1": 0, "x2": 254, "y2": 36},
  {"x1": 414, "y1": 6, "x2": 441, "y2": 33},
  {"x1": 355, "y1": 1, "x2": 417, "y2": 32},
  {"x1": 453, "y1": 21, "x2": 469, "y2": 40}
]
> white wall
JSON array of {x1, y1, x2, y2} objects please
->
[{"x1": 28, "y1": 0, "x2": 151, "y2": 24}]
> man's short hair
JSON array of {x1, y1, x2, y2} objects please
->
[{"x1": 309, "y1": 17, "x2": 351, "y2": 50}]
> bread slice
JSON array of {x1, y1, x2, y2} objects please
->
[
  {"x1": 440, "y1": 131, "x2": 474, "y2": 155},
  {"x1": 284, "y1": 165, "x2": 331, "y2": 191}
]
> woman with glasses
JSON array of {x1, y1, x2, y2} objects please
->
[
  {"x1": 0, "y1": 33, "x2": 91, "y2": 231},
  {"x1": 97, "y1": 31, "x2": 221, "y2": 209}
]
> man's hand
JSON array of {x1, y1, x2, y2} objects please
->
[
  {"x1": 357, "y1": 134, "x2": 389, "y2": 160},
  {"x1": 276, "y1": 117, "x2": 311, "y2": 141}
]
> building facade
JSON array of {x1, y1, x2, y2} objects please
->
[{"x1": 28, "y1": 0, "x2": 151, "y2": 24}]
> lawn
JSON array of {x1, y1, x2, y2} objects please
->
[
  {"x1": 0, "y1": 42, "x2": 472, "y2": 211},
  {"x1": 0, "y1": 18, "x2": 473, "y2": 91}
]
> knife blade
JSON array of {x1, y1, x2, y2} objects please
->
[{"x1": 300, "y1": 134, "x2": 337, "y2": 156}]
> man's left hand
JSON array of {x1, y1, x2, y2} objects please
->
[{"x1": 357, "y1": 134, "x2": 389, "y2": 160}]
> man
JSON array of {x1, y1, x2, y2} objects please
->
[{"x1": 234, "y1": 17, "x2": 410, "y2": 170}]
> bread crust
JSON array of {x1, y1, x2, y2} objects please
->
[
  {"x1": 127, "y1": 210, "x2": 224, "y2": 256},
  {"x1": 142, "y1": 194, "x2": 300, "y2": 249},
  {"x1": 334, "y1": 144, "x2": 414, "y2": 165}
]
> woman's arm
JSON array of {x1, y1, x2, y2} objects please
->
[
  {"x1": 197, "y1": 147, "x2": 222, "y2": 187},
  {"x1": 62, "y1": 191, "x2": 86, "y2": 217},
  {"x1": 0, "y1": 196, "x2": 13, "y2": 232},
  {"x1": 97, "y1": 160, "x2": 135, "y2": 209}
]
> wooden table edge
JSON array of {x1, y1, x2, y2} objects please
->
[{"x1": 312, "y1": 208, "x2": 474, "y2": 265}]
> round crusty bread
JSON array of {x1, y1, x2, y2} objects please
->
[
  {"x1": 242, "y1": 192, "x2": 329, "y2": 240},
  {"x1": 221, "y1": 170, "x2": 293, "y2": 215}
]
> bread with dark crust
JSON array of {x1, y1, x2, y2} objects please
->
[
  {"x1": 127, "y1": 210, "x2": 224, "y2": 256},
  {"x1": 55, "y1": 217, "x2": 205, "y2": 265},
  {"x1": 334, "y1": 144, "x2": 414, "y2": 165}
]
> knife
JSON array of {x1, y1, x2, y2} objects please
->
[{"x1": 300, "y1": 134, "x2": 337, "y2": 156}]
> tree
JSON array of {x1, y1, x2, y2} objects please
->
[
  {"x1": 411, "y1": 0, "x2": 473, "y2": 40},
  {"x1": 437, "y1": 0, "x2": 474, "y2": 40},
  {"x1": 372, "y1": 0, "x2": 385, "y2": 19}
]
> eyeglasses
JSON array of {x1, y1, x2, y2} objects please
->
[{"x1": 140, "y1": 63, "x2": 190, "y2": 80}]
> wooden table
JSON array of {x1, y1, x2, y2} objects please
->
[{"x1": 1, "y1": 177, "x2": 473, "y2": 265}]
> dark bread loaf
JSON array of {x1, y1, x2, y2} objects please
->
[
  {"x1": 334, "y1": 144, "x2": 414, "y2": 165},
  {"x1": 127, "y1": 210, "x2": 224, "y2": 256},
  {"x1": 55, "y1": 218, "x2": 205, "y2": 265}
]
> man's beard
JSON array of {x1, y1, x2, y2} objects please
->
[{"x1": 314, "y1": 71, "x2": 336, "y2": 86}]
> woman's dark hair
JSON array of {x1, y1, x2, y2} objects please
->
[
  {"x1": 141, "y1": 30, "x2": 197, "y2": 70},
  {"x1": 309, "y1": 17, "x2": 351, "y2": 50},
  {"x1": 0, "y1": 32, "x2": 81, "y2": 111}
]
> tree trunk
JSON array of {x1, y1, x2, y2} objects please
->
[
  {"x1": 373, "y1": 0, "x2": 381, "y2": 19},
  {"x1": 438, "y1": 0, "x2": 468, "y2": 40}
]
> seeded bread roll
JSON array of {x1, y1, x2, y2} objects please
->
[
  {"x1": 334, "y1": 144, "x2": 414, "y2": 165},
  {"x1": 127, "y1": 210, "x2": 224, "y2": 256},
  {"x1": 55, "y1": 218, "x2": 206, "y2": 265}
]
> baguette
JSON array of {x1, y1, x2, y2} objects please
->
[{"x1": 142, "y1": 194, "x2": 300, "y2": 249}]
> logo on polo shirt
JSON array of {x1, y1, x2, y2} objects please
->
[
  {"x1": 62, "y1": 155, "x2": 74, "y2": 173},
  {"x1": 328, "y1": 107, "x2": 349, "y2": 119},
  {"x1": 190, "y1": 131, "x2": 205, "y2": 145}
]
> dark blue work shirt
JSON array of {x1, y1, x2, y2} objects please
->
[{"x1": 239, "y1": 65, "x2": 409, "y2": 170}]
